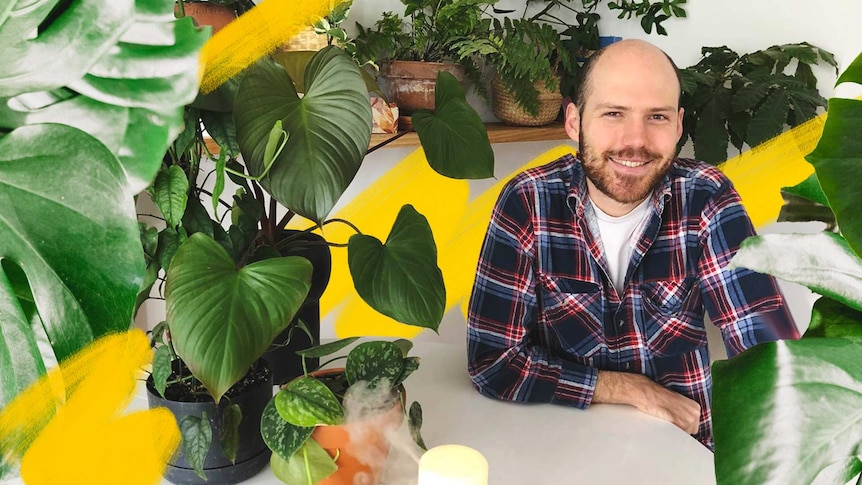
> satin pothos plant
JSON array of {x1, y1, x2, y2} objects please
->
[{"x1": 712, "y1": 50, "x2": 862, "y2": 485}]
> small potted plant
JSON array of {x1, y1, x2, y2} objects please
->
[
  {"x1": 352, "y1": 0, "x2": 495, "y2": 120},
  {"x1": 456, "y1": 17, "x2": 574, "y2": 126},
  {"x1": 175, "y1": 0, "x2": 255, "y2": 35},
  {"x1": 262, "y1": 337, "x2": 426, "y2": 484}
]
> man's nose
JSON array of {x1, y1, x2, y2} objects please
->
[{"x1": 621, "y1": 119, "x2": 648, "y2": 148}]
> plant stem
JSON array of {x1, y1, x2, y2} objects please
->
[
  {"x1": 318, "y1": 355, "x2": 348, "y2": 369},
  {"x1": 277, "y1": 210, "x2": 295, "y2": 231},
  {"x1": 269, "y1": 197, "x2": 278, "y2": 233},
  {"x1": 303, "y1": 447, "x2": 313, "y2": 485},
  {"x1": 197, "y1": 187, "x2": 234, "y2": 211},
  {"x1": 366, "y1": 130, "x2": 411, "y2": 154}
]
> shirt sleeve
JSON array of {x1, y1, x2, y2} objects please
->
[
  {"x1": 466, "y1": 179, "x2": 599, "y2": 408},
  {"x1": 698, "y1": 182, "x2": 801, "y2": 358}
]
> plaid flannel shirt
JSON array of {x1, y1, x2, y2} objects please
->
[{"x1": 466, "y1": 154, "x2": 799, "y2": 450}]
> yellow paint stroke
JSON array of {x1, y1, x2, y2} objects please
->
[
  {"x1": 0, "y1": 329, "x2": 179, "y2": 485},
  {"x1": 304, "y1": 111, "x2": 828, "y2": 337},
  {"x1": 718, "y1": 112, "x2": 825, "y2": 227},
  {"x1": 198, "y1": 0, "x2": 337, "y2": 94}
]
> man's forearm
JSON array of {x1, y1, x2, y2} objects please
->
[{"x1": 593, "y1": 370, "x2": 701, "y2": 435}]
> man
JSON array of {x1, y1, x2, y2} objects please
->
[{"x1": 466, "y1": 39, "x2": 799, "y2": 450}]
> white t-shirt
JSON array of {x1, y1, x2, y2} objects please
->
[{"x1": 590, "y1": 197, "x2": 651, "y2": 294}]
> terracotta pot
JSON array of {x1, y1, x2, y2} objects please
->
[
  {"x1": 305, "y1": 369, "x2": 405, "y2": 485},
  {"x1": 380, "y1": 60, "x2": 465, "y2": 115},
  {"x1": 176, "y1": 2, "x2": 237, "y2": 35}
]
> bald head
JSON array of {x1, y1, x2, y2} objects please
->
[{"x1": 576, "y1": 39, "x2": 682, "y2": 114}]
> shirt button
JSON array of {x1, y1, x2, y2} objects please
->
[
  {"x1": 624, "y1": 362, "x2": 632, "y2": 370},
  {"x1": 618, "y1": 320, "x2": 625, "y2": 328}
]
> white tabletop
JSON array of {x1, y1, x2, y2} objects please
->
[{"x1": 121, "y1": 337, "x2": 715, "y2": 485}]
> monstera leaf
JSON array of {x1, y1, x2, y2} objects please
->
[
  {"x1": 235, "y1": 46, "x2": 371, "y2": 223},
  {"x1": 165, "y1": 234, "x2": 312, "y2": 403},
  {"x1": 0, "y1": 0, "x2": 208, "y2": 192},
  {"x1": 0, "y1": 125, "x2": 143, "y2": 372}
]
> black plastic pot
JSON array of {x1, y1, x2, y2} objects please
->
[
  {"x1": 263, "y1": 229, "x2": 332, "y2": 384},
  {"x1": 146, "y1": 360, "x2": 273, "y2": 484}
]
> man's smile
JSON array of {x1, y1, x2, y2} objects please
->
[{"x1": 608, "y1": 156, "x2": 650, "y2": 168}]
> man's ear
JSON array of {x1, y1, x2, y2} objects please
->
[
  {"x1": 676, "y1": 107, "x2": 684, "y2": 139},
  {"x1": 564, "y1": 101, "x2": 580, "y2": 144}
]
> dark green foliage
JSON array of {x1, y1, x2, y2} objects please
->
[{"x1": 680, "y1": 43, "x2": 837, "y2": 165}]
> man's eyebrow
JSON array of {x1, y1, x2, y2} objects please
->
[{"x1": 593, "y1": 103, "x2": 677, "y2": 112}]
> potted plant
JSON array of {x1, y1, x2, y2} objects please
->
[
  {"x1": 455, "y1": 17, "x2": 573, "y2": 126},
  {"x1": 710, "y1": 49, "x2": 862, "y2": 484},
  {"x1": 352, "y1": 0, "x2": 495, "y2": 119},
  {"x1": 262, "y1": 337, "x2": 426, "y2": 484},
  {"x1": 175, "y1": 0, "x2": 256, "y2": 35},
  {"x1": 138, "y1": 45, "x2": 494, "y2": 483}
]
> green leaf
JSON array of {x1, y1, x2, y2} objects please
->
[
  {"x1": 779, "y1": 43, "x2": 820, "y2": 65},
  {"x1": 153, "y1": 165, "x2": 189, "y2": 228},
  {"x1": 260, "y1": 396, "x2": 314, "y2": 461},
  {"x1": 712, "y1": 339, "x2": 862, "y2": 485},
  {"x1": 408, "y1": 401, "x2": 427, "y2": 451},
  {"x1": 836, "y1": 51, "x2": 862, "y2": 86},
  {"x1": 149, "y1": 320, "x2": 169, "y2": 347},
  {"x1": 157, "y1": 226, "x2": 185, "y2": 272},
  {"x1": 693, "y1": 98, "x2": 728, "y2": 164},
  {"x1": 730, "y1": 83, "x2": 770, "y2": 113},
  {"x1": 781, "y1": 173, "x2": 829, "y2": 207},
  {"x1": 729, "y1": 232, "x2": 862, "y2": 312},
  {"x1": 412, "y1": 71, "x2": 494, "y2": 179},
  {"x1": 348, "y1": 205, "x2": 445, "y2": 330},
  {"x1": 296, "y1": 337, "x2": 359, "y2": 358},
  {"x1": 794, "y1": 61, "x2": 817, "y2": 90},
  {"x1": 0, "y1": 264, "x2": 45, "y2": 409},
  {"x1": 392, "y1": 338, "x2": 413, "y2": 357},
  {"x1": 174, "y1": 107, "x2": 200, "y2": 155},
  {"x1": 181, "y1": 198, "x2": 214, "y2": 238},
  {"x1": 345, "y1": 341, "x2": 404, "y2": 388},
  {"x1": 201, "y1": 109, "x2": 240, "y2": 158},
  {"x1": 166, "y1": 233, "x2": 312, "y2": 403},
  {"x1": 271, "y1": 50, "x2": 316, "y2": 93},
  {"x1": 745, "y1": 89, "x2": 789, "y2": 147},
  {"x1": 235, "y1": 47, "x2": 371, "y2": 223},
  {"x1": 274, "y1": 376, "x2": 344, "y2": 427},
  {"x1": 151, "y1": 345, "x2": 172, "y2": 398},
  {"x1": 213, "y1": 151, "x2": 227, "y2": 214},
  {"x1": 220, "y1": 403, "x2": 242, "y2": 464},
  {"x1": 179, "y1": 412, "x2": 213, "y2": 481},
  {"x1": 805, "y1": 297, "x2": 862, "y2": 340},
  {"x1": 270, "y1": 438, "x2": 337, "y2": 484},
  {"x1": 0, "y1": 125, "x2": 143, "y2": 363},
  {"x1": 393, "y1": 356, "x2": 420, "y2": 388},
  {"x1": 806, "y1": 98, "x2": 862, "y2": 259}
]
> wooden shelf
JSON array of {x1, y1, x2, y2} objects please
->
[
  {"x1": 370, "y1": 122, "x2": 568, "y2": 148},
  {"x1": 205, "y1": 122, "x2": 568, "y2": 154}
]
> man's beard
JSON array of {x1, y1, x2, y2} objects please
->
[{"x1": 579, "y1": 132, "x2": 675, "y2": 205}]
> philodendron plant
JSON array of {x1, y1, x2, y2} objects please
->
[
  {"x1": 711, "y1": 50, "x2": 862, "y2": 485},
  {"x1": 143, "y1": 45, "x2": 492, "y2": 478},
  {"x1": 261, "y1": 337, "x2": 423, "y2": 483},
  {"x1": 0, "y1": 0, "x2": 205, "y2": 461}
]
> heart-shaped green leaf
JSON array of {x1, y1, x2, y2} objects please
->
[
  {"x1": 345, "y1": 341, "x2": 404, "y2": 388},
  {"x1": 806, "y1": 97, "x2": 862, "y2": 259},
  {"x1": 393, "y1": 356, "x2": 420, "y2": 388},
  {"x1": 348, "y1": 205, "x2": 445, "y2": 330},
  {"x1": 270, "y1": 438, "x2": 337, "y2": 484},
  {"x1": 261, "y1": 396, "x2": 314, "y2": 461},
  {"x1": 165, "y1": 233, "x2": 312, "y2": 402},
  {"x1": 235, "y1": 46, "x2": 371, "y2": 223},
  {"x1": 781, "y1": 173, "x2": 829, "y2": 207},
  {"x1": 151, "y1": 345, "x2": 172, "y2": 398},
  {"x1": 412, "y1": 71, "x2": 494, "y2": 179},
  {"x1": 0, "y1": 124, "x2": 143, "y2": 363},
  {"x1": 179, "y1": 412, "x2": 213, "y2": 481},
  {"x1": 729, "y1": 232, "x2": 862, "y2": 313},
  {"x1": 713, "y1": 338, "x2": 862, "y2": 485},
  {"x1": 275, "y1": 376, "x2": 344, "y2": 427}
]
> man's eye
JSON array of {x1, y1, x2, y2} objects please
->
[
  {"x1": 650, "y1": 114, "x2": 669, "y2": 121},
  {"x1": 604, "y1": 112, "x2": 621, "y2": 117}
]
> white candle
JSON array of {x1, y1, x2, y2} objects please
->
[{"x1": 418, "y1": 444, "x2": 489, "y2": 485}]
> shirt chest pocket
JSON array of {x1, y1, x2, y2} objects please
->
[
  {"x1": 538, "y1": 275, "x2": 603, "y2": 358},
  {"x1": 639, "y1": 276, "x2": 706, "y2": 357}
]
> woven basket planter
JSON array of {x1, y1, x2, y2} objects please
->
[
  {"x1": 492, "y1": 77, "x2": 563, "y2": 127},
  {"x1": 281, "y1": 26, "x2": 328, "y2": 52}
]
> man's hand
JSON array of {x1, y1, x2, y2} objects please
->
[{"x1": 593, "y1": 371, "x2": 701, "y2": 435}]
